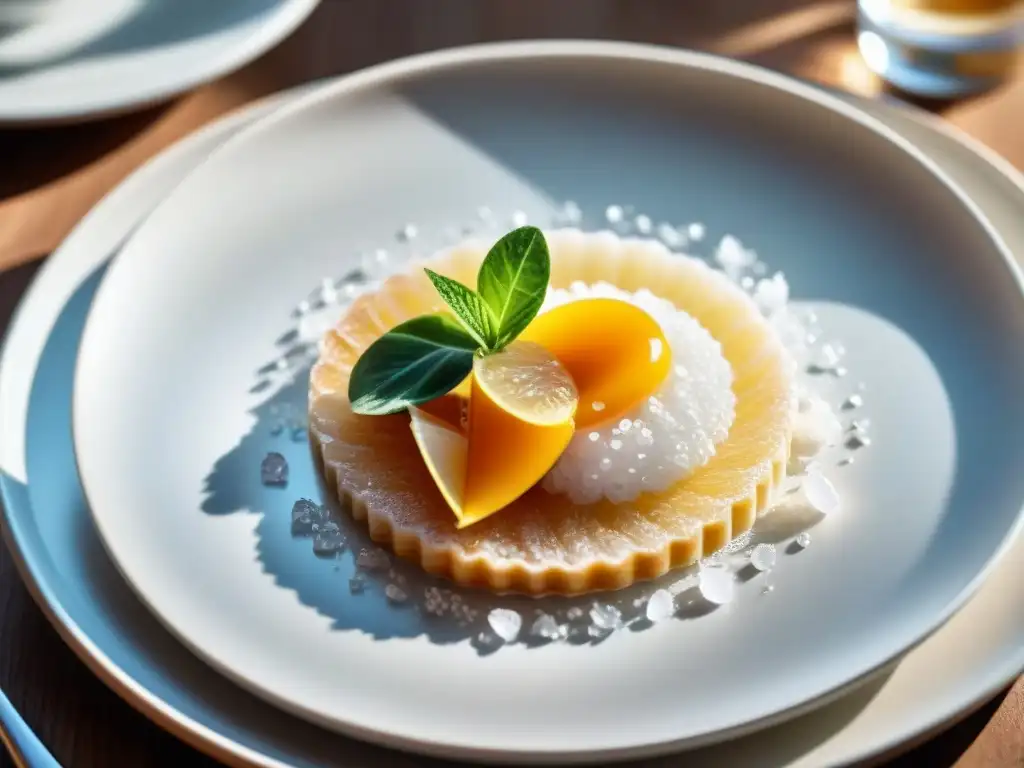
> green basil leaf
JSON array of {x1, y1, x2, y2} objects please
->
[
  {"x1": 347, "y1": 314, "x2": 477, "y2": 415},
  {"x1": 424, "y1": 268, "x2": 498, "y2": 350},
  {"x1": 477, "y1": 225, "x2": 550, "y2": 348}
]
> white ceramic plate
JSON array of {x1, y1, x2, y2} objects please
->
[
  {"x1": 2, "y1": 48, "x2": 1023, "y2": 768},
  {"x1": 70, "y1": 42, "x2": 1024, "y2": 763},
  {"x1": 0, "y1": 0, "x2": 318, "y2": 124}
]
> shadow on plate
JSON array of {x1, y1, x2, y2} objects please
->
[{"x1": 200, "y1": 296, "x2": 824, "y2": 654}]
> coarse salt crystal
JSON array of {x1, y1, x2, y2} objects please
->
[
  {"x1": 645, "y1": 589, "x2": 674, "y2": 622},
  {"x1": 749, "y1": 543, "x2": 777, "y2": 571},
  {"x1": 699, "y1": 565, "x2": 735, "y2": 605},
  {"x1": 488, "y1": 608, "x2": 522, "y2": 643},
  {"x1": 804, "y1": 470, "x2": 840, "y2": 514}
]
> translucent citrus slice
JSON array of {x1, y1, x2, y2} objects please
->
[
  {"x1": 463, "y1": 343, "x2": 577, "y2": 525},
  {"x1": 520, "y1": 298, "x2": 670, "y2": 428},
  {"x1": 408, "y1": 342, "x2": 577, "y2": 528},
  {"x1": 309, "y1": 229, "x2": 793, "y2": 594}
]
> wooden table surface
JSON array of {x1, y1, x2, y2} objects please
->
[{"x1": 0, "y1": 1, "x2": 1021, "y2": 766}]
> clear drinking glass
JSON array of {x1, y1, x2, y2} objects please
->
[{"x1": 857, "y1": 0, "x2": 1022, "y2": 97}]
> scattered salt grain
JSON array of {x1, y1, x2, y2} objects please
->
[
  {"x1": 688, "y1": 223, "x2": 706, "y2": 241},
  {"x1": 605, "y1": 205, "x2": 624, "y2": 224},
  {"x1": 260, "y1": 453, "x2": 289, "y2": 486},
  {"x1": 592, "y1": 400, "x2": 606, "y2": 412},
  {"x1": 842, "y1": 394, "x2": 864, "y2": 410},
  {"x1": 812, "y1": 343, "x2": 844, "y2": 369},
  {"x1": 714, "y1": 235, "x2": 755, "y2": 276},
  {"x1": 385, "y1": 584, "x2": 408, "y2": 604},
  {"x1": 290, "y1": 499, "x2": 321, "y2": 535},
  {"x1": 589, "y1": 603, "x2": 622, "y2": 632},
  {"x1": 752, "y1": 272, "x2": 789, "y2": 316},
  {"x1": 790, "y1": 393, "x2": 842, "y2": 463},
  {"x1": 566, "y1": 606, "x2": 584, "y2": 620},
  {"x1": 348, "y1": 575, "x2": 366, "y2": 594},
  {"x1": 313, "y1": 522, "x2": 345, "y2": 557},
  {"x1": 795, "y1": 532, "x2": 812, "y2": 549},
  {"x1": 804, "y1": 469, "x2": 840, "y2": 515},
  {"x1": 488, "y1": 608, "x2": 522, "y2": 643},
  {"x1": 531, "y1": 614, "x2": 569, "y2": 641},
  {"x1": 645, "y1": 589, "x2": 675, "y2": 622},
  {"x1": 396, "y1": 224, "x2": 417, "y2": 241},
  {"x1": 511, "y1": 210, "x2": 529, "y2": 227},
  {"x1": 657, "y1": 222, "x2": 684, "y2": 247},
  {"x1": 356, "y1": 548, "x2": 390, "y2": 571},
  {"x1": 634, "y1": 214, "x2": 653, "y2": 234},
  {"x1": 698, "y1": 565, "x2": 735, "y2": 605},
  {"x1": 749, "y1": 543, "x2": 777, "y2": 572}
]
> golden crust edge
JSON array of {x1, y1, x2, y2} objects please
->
[{"x1": 309, "y1": 420, "x2": 790, "y2": 596}]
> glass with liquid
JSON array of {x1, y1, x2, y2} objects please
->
[{"x1": 857, "y1": 0, "x2": 1023, "y2": 97}]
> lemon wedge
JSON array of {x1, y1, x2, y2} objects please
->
[{"x1": 409, "y1": 341, "x2": 578, "y2": 528}]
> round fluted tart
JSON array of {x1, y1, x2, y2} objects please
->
[{"x1": 309, "y1": 229, "x2": 793, "y2": 595}]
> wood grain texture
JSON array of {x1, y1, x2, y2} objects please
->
[{"x1": 0, "y1": 1, "x2": 1021, "y2": 766}]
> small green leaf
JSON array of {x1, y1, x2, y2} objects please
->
[
  {"x1": 347, "y1": 314, "x2": 477, "y2": 415},
  {"x1": 424, "y1": 268, "x2": 498, "y2": 350},
  {"x1": 477, "y1": 225, "x2": 550, "y2": 348}
]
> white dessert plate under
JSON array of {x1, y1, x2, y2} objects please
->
[
  {"x1": 32, "y1": 43, "x2": 1021, "y2": 764},
  {"x1": 0, "y1": 0, "x2": 318, "y2": 123}
]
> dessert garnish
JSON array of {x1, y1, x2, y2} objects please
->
[{"x1": 346, "y1": 226, "x2": 672, "y2": 527}]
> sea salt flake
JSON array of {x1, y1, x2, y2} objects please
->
[
  {"x1": 796, "y1": 532, "x2": 812, "y2": 549},
  {"x1": 749, "y1": 543, "x2": 777, "y2": 572},
  {"x1": 290, "y1": 498, "x2": 321, "y2": 535},
  {"x1": 589, "y1": 603, "x2": 622, "y2": 631},
  {"x1": 804, "y1": 471, "x2": 840, "y2": 514},
  {"x1": 488, "y1": 608, "x2": 522, "y2": 643},
  {"x1": 752, "y1": 272, "x2": 789, "y2": 316},
  {"x1": 715, "y1": 235, "x2": 755, "y2": 274},
  {"x1": 657, "y1": 222, "x2": 683, "y2": 247},
  {"x1": 645, "y1": 589, "x2": 675, "y2": 622},
  {"x1": 356, "y1": 548, "x2": 390, "y2": 571},
  {"x1": 313, "y1": 523, "x2": 345, "y2": 557},
  {"x1": 531, "y1": 614, "x2": 568, "y2": 641},
  {"x1": 385, "y1": 584, "x2": 408, "y2": 604},
  {"x1": 260, "y1": 453, "x2": 289, "y2": 486},
  {"x1": 699, "y1": 565, "x2": 735, "y2": 605}
]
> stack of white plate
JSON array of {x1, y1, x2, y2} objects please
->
[
  {"x1": 2, "y1": 42, "x2": 1022, "y2": 768},
  {"x1": 0, "y1": 0, "x2": 319, "y2": 124}
]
